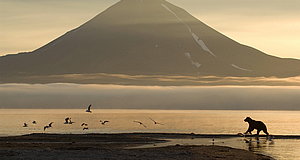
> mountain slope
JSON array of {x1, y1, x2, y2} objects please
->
[{"x1": 1, "y1": 0, "x2": 300, "y2": 80}]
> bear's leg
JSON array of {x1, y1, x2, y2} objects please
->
[
  {"x1": 256, "y1": 130, "x2": 261, "y2": 137},
  {"x1": 263, "y1": 129, "x2": 269, "y2": 137}
]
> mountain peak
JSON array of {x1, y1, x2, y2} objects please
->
[{"x1": 1, "y1": 0, "x2": 300, "y2": 84}]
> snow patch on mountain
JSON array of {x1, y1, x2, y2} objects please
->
[
  {"x1": 184, "y1": 52, "x2": 192, "y2": 59},
  {"x1": 161, "y1": 4, "x2": 216, "y2": 57},
  {"x1": 193, "y1": 62, "x2": 202, "y2": 68},
  {"x1": 191, "y1": 33, "x2": 216, "y2": 57},
  {"x1": 231, "y1": 64, "x2": 252, "y2": 72},
  {"x1": 184, "y1": 52, "x2": 202, "y2": 68}
]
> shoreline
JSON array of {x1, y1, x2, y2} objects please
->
[
  {"x1": 0, "y1": 133, "x2": 275, "y2": 160},
  {"x1": 2, "y1": 132, "x2": 300, "y2": 139}
]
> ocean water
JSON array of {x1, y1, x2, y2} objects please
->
[{"x1": 0, "y1": 109, "x2": 299, "y2": 159}]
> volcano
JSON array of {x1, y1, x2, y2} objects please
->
[{"x1": 1, "y1": 0, "x2": 300, "y2": 84}]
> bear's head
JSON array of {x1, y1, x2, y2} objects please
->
[{"x1": 244, "y1": 117, "x2": 253, "y2": 122}]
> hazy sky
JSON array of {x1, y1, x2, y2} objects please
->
[{"x1": 1, "y1": 0, "x2": 300, "y2": 58}]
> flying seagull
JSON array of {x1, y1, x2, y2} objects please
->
[
  {"x1": 100, "y1": 120, "x2": 109, "y2": 125},
  {"x1": 48, "y1": 122, "x2": 54, "y2": 127},
  {"x1": 44, "y1": 122, "x2": 54, "y2": 131},
  {"x1": 23, "y1": 123, "x2": 28, "y2": 127},
  {"x1": 44, "y1": 126, "x2": 50, "y2": 131},
  {"x1": 149, "y1": 117, "x2": 164, "y2": 125},
  {"x1": 85, "y1": 104, "x2": 92, "y2": 113},
  {"x1": 133, "y1": 121, "x2": 147, "y2": 128}
]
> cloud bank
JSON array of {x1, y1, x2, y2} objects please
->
[{"x1": 1, "y1": 83, "x2": 300, "y2": 110}]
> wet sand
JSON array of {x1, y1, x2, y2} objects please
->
[{"x1": 0, "y1": 133, "x2": 274, "y2": 160}]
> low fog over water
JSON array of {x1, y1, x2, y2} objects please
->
[{"x1": 0, "y1": 83, "x2": 300, "y2": 110}]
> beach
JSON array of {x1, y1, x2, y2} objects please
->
[{"x1": 0, "y1": 133, "x2": 274, "y2": 160}]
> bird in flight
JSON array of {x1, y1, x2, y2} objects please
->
[
  {"x1": 149, "y1": 117, "x2": 164, "y2": 125},
  {"x1": 85, "y1": 104, "x2": 92, "y2": 113},
  {"x1": 100, "y1": 120, "x2": 109, "y2": 125},
  {"x1": 44, "y1": 122, "x2": 54, "y2": 131},
  {"x1": 48, "y1": 122, "x2": 54, "y2": 127},
  {"x1": 133, "y1": 121, "x2": 147, "y2": 128},
  {"x1": 44, "y1": 126, "x2": 50, "y2": 131}
]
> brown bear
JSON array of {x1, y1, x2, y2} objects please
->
[{"x1": 244, "y1": 117, "x2": 269, "y2": 136}]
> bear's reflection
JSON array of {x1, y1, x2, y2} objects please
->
[{"x1": 244, "y1": 137, "x2": 275, "y2": 152}]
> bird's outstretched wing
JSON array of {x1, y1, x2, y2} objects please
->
[
  {"x1": 49, "y1": 122, "x2": 54, "y2": 127},
  {"x1": 133, "y1": 121, "x2": 141, "y2": 124},
  {"x1": 156, "y1": 121, "x2": 164, "y2": 125},
  {"x1": 149, "y1": 117, "x2": 155, "y2": 123},
  {"x1": 149, "y1": 117, "x2": 164, "y2": 125},
  {"x1": 44, "y1": 126, "x2": 48, "y2": 131},
  {"x1": 100, "y1": 120, "x2": 109, "y2": 124},
  {"x1": 133, "y1": 121, "x2": 147, "y2": 128},
  {"x1": 141, "y1": 124, "x2": 147, "y2": 128}
]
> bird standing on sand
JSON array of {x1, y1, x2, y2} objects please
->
[
  {"x1": 100, "y1": 120, "x2": 109, "y2": 125},
  {"x1": 85, "y1": 104, "x2": 92, "y2": 113},
  {"x1": 64, "y1": 117, "x2": 70, "y2": 124},
  {"x1": 133, "y1": 121, "x2": 147, "y2": 128},
  {"x1": 65, "y1": 117, "x2": 74, "y2": 124},
  {"x1": 23, "y1": 123, "x2": 28, "y2": 127},
  {"x1": 149, "y1": 117, "x2": 164, "y2": 125},
  {"x1": 68, "y1": 118, "x2": 74, "y2": 124},
  {"x1": 32, "y1": 121, "x2": 37, "y2": 124}
]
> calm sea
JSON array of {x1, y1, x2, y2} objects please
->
[{"x1": 0, "y1": 109, "x2": 299, "y2": 160}]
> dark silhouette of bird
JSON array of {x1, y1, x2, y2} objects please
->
[
  {"x1": 48, "y1": 122, "x2": 54, "y2": 127},
  {"x1": 23, "y1": 123, "x2": 28, "y2": 127},
  {"x1": 64, "y1": 117, "x2": 70, "y2": 124},
  {"x1": 83, "y1": 127, "x2": 89, "y2": 130},
  {"x1": 149, "y1": 117, "x2": 164, "y2": 125},
  {"x1": 44, "y1": 122, "x2": 54, "y2": 131},
  {"x1": 68, "y1": 118, "x2": 74, "y2": 124},
  {"x1": 32, "y1": 121, "x2": 37, "y2": 124},
  {"x1": 85, "y1": 104, "x2": 92, "y2": 113},
  {"x1": 133, "y1": 121, "x2": 147, "y2": 128},
  {"x1": 64, "y1": 117, "x2": 74, "y2": 124},
  {"x1": 81, "y1": 123, "x2": 88, "y2": 126},
  {"x1": 100, "y1": 120, "x2": 109, "y2": 125},
  {"x1": 44, "y1": 126, "x2": 50, "y2": 131}
]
